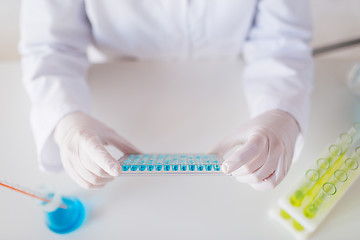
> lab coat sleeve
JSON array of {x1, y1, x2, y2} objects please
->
[
  {"x1": 19, "y1": 0, "x2": 91, "y2": 172},
  {"x1": 242, "y1": 0, "x2": 313, "y2": 160}
]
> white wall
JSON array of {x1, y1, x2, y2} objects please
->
[
  {"x1": 0, "y1": 0, "x2": 20, "y2": 61},
  {"x1": 0, "y1": 0, "x2": 360, "y2": 61}
]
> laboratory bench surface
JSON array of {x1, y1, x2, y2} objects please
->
[{"x1": 0, "y1": 60, "x2": 359, "y2": 240}]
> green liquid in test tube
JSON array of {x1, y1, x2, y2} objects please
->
[
  {"x1": 304, "y1": 168, "x2": 350, "y2": 219},
  {"x1": 290, "y1": 144, "x2": 343, "y2": 207},
  {"x1": 303, "y1": 182, "x2": 337, "y2": 219},
  {"x1": 337, "y1": 156, "x2": 359, "y2": 180},
  {"x1": 290, "y1": 169, "x2": 320, "y2": 207}
]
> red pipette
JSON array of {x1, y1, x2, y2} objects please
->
[{"x1": 0, "y1": 178, "x2": 66, "y2": 209}]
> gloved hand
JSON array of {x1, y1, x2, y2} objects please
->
[
  {"x1": 212, "y1": 109, "x2": 300, "y2": 191},
  {"x1": 53, "y1": 112, "x2": 141, "y2": 189}
]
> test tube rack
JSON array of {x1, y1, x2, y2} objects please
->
[
  {"x1": 118, "y1": 153, "x2": 224, "y2": 175},
  {"x1": 271, "y1": 122, "x2": 360, "y2": 239}
]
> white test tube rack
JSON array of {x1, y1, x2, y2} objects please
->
[{"x1": 270, "y1": 123, "x2": 360, "y2": 239}]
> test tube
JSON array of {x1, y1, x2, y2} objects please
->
[
  {"x1": 347, "y1": 122, "x2": 360, "y2": 142},
  {"x1": 354, "y1": 147, "x2": 360, "y2": 159},
  {"x1": 304, "y1": 168, "x2": 349, "y2": 219},
  {"x1": 290, "y1": 144, "x2": 342, "y2": 207},
  {"x1": 303, "y1": 182, "x2": 337, "y2": 219},
  {"x1": 335, "y1": 133, "x2": 353, "y2": 154},
  {"x1": 327, "y1": 144, "x2": 343, "y2": 166},
  {"x1": 328, "y1": 170, "x2": 348, "y2": 188},
  {"x1": 338, "y1": 156, "x2": 359, "y2": 178},
  {"x1": 290, "y1": 169, "x2": 320, "y2": 207},
  {"x1": 289, "y1": 144, "x2": 341, "y2": 207}
]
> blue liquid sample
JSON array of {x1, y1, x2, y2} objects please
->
[
  {"x1": 139, "y1": 165, "x2": 146, "y2": 171},
  {"x1": 180, "y1": 165, "x2": 187, "y2": 171},
  {"x1": 213, "y1": 165, "x2": 220, "y2": 171},
  {"x1": 155, "y1": 164, "x2": 162, "y2": 171},
  {"x1": 147, "y1": 159, "x2": 154, "y2": 171},
  {"x1": 172, "y1": 165, "x2": 179, "y2": 171},
  {"x1": 188, "y1": 160, "x2": 195, "y2": 171},
  {"x1": 197, "y1": 165, "x2": 204, "y2": 171},
  {"x1": 164, "y1": 165, "x2": 170, "y2": 171},
  {"x1": 46, "y1": 196, "x2": 85, "y2": 234},
  {"x1": 205, "y1": 165, "x2": 212, "y2": 171},
  {"x1": 130, "y1": 165, "x2": 138, "y2": 171},
  {"x1": 122, "y1": 165, "x2": 130, "y2": 171}
]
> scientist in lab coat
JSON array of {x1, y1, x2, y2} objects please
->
[{"x1": 20, "y1": 0, "x2": 313, "y2": 191}]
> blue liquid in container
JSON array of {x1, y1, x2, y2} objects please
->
[
  {"x1": 147, "y1": 160, "x2": 154, "y2": 171},
  {"x1": 180, "y1": 165, "x2": 187, "y2": 171},
  {"x1": 189, "y1": 165, "x2": 195, "y2": 171},
  {"x1": 155, "y1": 164, "x2": 162, "y2": 171},
  {"x1": 172, "y1": 165, "x2": 179, "y2": 171},
  {"x1": 130, "y1": 165, "x2": 138, "y2": 171},
  {"x1": 213, "y1": 165, "x2": 220, "y2": 171},
  {"x1": 139, "y1": 165, "x2": 146, "y2": 171},
  {"x1": 122, "y1": 165, "x2": 130, "y2": 171},
  {"x1": 197, "y1": 165, "x2": 204, "y2": 171},
  {"x1": 164, "y1": 165, "x2": 170, "y2": 171},
  {"x1": 46, "y1": 196, "x2": 85, "y2": 234},
  {"x1": 205, "y1": 165, "x2": 212, "y2": 171}
]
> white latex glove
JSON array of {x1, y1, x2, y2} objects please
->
[
  {"x1": 53, "y1": 112, "x2": 141, "y2": 189},
  {"x1": 212, "y1": 109, "x2": 300, "y2": 191}
]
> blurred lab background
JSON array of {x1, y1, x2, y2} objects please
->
[{"x1": 1, "y1": 0, "x2": 360, "y2": 61}]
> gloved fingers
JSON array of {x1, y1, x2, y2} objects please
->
[
  {"x1": 234, "y1": 144, "x2": 281, "y2": 183},
  {"x1": 222, "y1": 134, "x2": 268, "y2": 174},
  {"x1": 79, "y1": 150, "x2": 114, "y2": 179},
  {"x1": 230, "y1": 149, "x2": 268, "y2": 177},
  {"x1": 106, "y1": 131, "x2": 142, "y2": 154},
  {"x1": 71, "y1": 153, "x2": 114, "y2": 186},
  {"x1": 249, "y1": 172, "x2": 277, "y2": 191},
  {"x1": 61, "y1": 154, "x2": 105, "y2": 189},
  {"x1": 210, "y1": 135, "x2": 245, "y2": 157},
  {"x1": 249, "y1": 150, "x2": 289, "y2": 191},
  {"x1": 81, "y1": 134, "x2": 122, "y2": 177}
]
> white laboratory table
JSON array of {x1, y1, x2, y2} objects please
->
[{"x1": 0, "y1": 60, "x2": 359, "y2": 240}]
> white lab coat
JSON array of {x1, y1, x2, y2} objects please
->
[{"x1": 19, "y1": 0, "x2": 313, "y2": 172}]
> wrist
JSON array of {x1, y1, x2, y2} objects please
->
[{"x1": 53, "y1": 111, "x2": 85, "y2": 145}]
